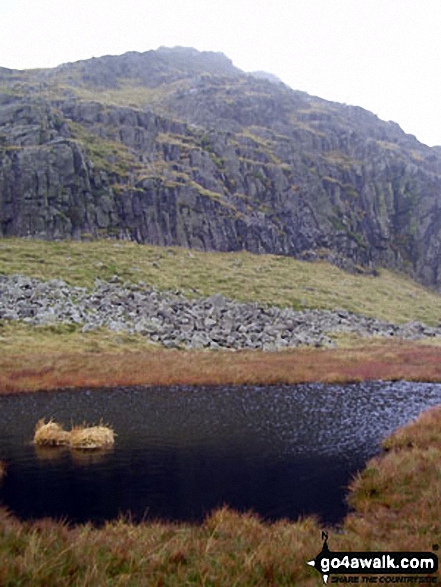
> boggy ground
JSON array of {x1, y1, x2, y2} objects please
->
[
  {"x1": 2, "y1": 322, "x2": 441, "y2": 393},
  {"x1": 0, "y1": 407, "x2": 440, "y2": 586}
]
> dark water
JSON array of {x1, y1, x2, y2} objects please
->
[{"x1": 0, "y1": 381, "x2": 441, "y2": 526}]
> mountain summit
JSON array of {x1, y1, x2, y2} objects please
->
[
  {"x1": 52, "y1": 47, "x2": 241, "y2": 89},
  {"x1": 1, "y1": 47, "x2": 441, "y2": 288}
]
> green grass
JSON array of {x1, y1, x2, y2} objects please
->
[
  {"x1": 72, "y1": 79, "x2": 185, "y2": 111},
  {"x1": 1, "y1": 237, "x2": 441, "y2": 325},
  {"x1": 0, "y1": 321, "x2": 158, "y2": 355},
  {"x1": 67, "y1": 121, "x2": 142, "y2": 177}
]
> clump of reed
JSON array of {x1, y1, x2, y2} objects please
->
[
  {"x1": 33, "y1": 419, "x2": 115, "y2": 450},
  {"x1": 69, "y1": 424, "x2": 115, "y2": 450},
  {"x1": 34, "y1": 419, "x2": 70, "y2": 447}
]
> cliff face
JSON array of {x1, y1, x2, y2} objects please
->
[{"x1": 1, "y1": 47, "x2": 441, "y2": 287}]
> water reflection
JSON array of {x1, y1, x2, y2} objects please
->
[
  {"x1": 0, "y1": 381, "x2": 440, "y2": 525},
  {"x1": 33, "y1": 445, "x2": 68, "y2": 463}
]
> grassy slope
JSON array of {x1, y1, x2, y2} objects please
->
[
  {"x1": 1, "y1": 237, "x2": 441, "y2": 324},
  {"x1": 2, "y1": 237, "x2": 441, "y2": 392}
]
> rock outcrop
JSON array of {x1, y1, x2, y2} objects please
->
[{"x1": 1, "y1": 48, "x2": 441, "y2": 288}]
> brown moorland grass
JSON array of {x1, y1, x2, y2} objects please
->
[
  {"x1": 2, "y1": 339, "x2": 441, "y2": 394},
  {"x1": 382, "y1": 405, "x2": 441, "y2": 452},
  {"x1": 34, "y1": 420, "x2": 115, "y2": 450},
  {"x1": 33, "y1": 419, "x2": 70, "y2": 447},
  {"x1": 346, "y1": 407, "x2": 441, "y2": 549},
  {"x1": 69, "y1": 424, "x2": 115, "y2": 450},
  {"x1": 0, "y1": 408, "x2": 440, "y2": 585}
]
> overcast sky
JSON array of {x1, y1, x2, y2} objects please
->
[{"x1": 1, "y1": 0, "x2": 441, "y2": 146}]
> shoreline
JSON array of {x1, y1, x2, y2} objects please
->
[
  {"x1": 1, "y1": 328, "x2": 440, "y2": 582},
  {"x1": 2, "y1": 339, "x2": 441, "y2": 394},
  {"x1": 0, "y1": 404, "x2": 439, "y2": 585}
]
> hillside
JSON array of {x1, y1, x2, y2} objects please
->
[
  {"x1": 2, "y1": 237, "x2": 441, "y2": 326},
  {"x1": 1, "y1": 47, "x2": 441, "y2": 288}
]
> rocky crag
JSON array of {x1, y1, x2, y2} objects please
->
[
  {"x1": 1, "y1": 274, "x2": 439, "y2": 350},
  {"x1": 1, "y1": 47, "x2": 441, "y2": 287}
]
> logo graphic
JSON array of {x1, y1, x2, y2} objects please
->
[
  {"x1": 307, "y1": 533, "x2": 438, "y2": 584},
  {"x1": 307, "y1": 531, "x2": 332, "y2": 584}
]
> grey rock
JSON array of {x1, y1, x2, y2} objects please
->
[
  {"x1": 204, "y1": 317, "x2": 217, "y2": 329},
  {"x1": 189, "y1": 332, "x2": 210, "y2": 349},
  {"x1": 1, "y1": 274, "x2": 441, "y2": 350},
  {"x1": 3, "y1": 49, "x2": 441, "y2": 292}
]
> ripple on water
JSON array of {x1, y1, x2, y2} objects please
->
[{"x1": 0, "y1": 380, "x2": 440, "y2": 525}]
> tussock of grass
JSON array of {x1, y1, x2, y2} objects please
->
[
  {"x1": 69, "y1": 424, "x2": 115, "y2": 450},
  {"x1": 1, "y1": 402, "x2": 441, "y2": 585},
  {"x1": 0, "y1": 408, "x2": 439, "y2": 584},
  {"x1": 33, "y1": 419, "x2": 70, "y2": 447},
  {"x1": 33, "y1": 420, "x2": 115, "y2": 450},
  {"x1": 382, "y1": 405, "x2": 441, "y2": 451},
  {"x1": 346, "y1": 406, "x2": 441, "y2": 548}
]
